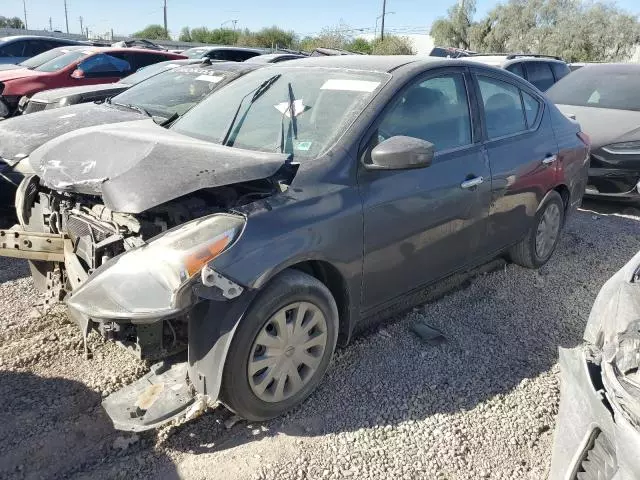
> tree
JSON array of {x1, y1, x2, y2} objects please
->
[
  {"x1": 132, "y1": 24, "x2": 169, "y2": 40},
  {"x1": 347, "y1": 38, "x2": 373, "y2": 54},
  {"x1": 0, "y1": 16, "x2": 25, "y2": 29},
  {"x1": 371, "y1": 36, "x2": 415, "y2": 55},
  {"x1": 248, "y1": 26, "x2": 297, "y2": 49},
  {"x1": 430, "y1": 0, "x2": 476, "y2": 49},
  {"x1": 432, "y1": 0, "x2": 640, "y2": 62},
  {"x1": 179, "y1": 27, "x2": 192, "y2": 42}
]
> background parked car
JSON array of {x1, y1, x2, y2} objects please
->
[
  {"x1": 20, "y1": 58, "x2": 204, "y2": 114},
  {"x1": 428, "y1": 46, "x2": 476, "y2": 58},
  {"x1": 1, "y1": 56, "x2": 589, "y2": 430},
  {"x1": 466, "y1": 54, "x2": 571, "y2": 91},
  {"x1": 0, "y1": 62, "x2": 261, "y2": 222},
  {"x1": 546, "y1": 63, "x2": 640, "y2": 201},
  {"x1": 0, "y1": 35, "x2": 88, "y2": 65},
  {"x1": 0, "y1": 45, "x2": 90, "y2": 72},
  {"x1": 181, "y1": 45, "x2": 266, "y2": 62},
  {"x1": 0, "y1": 47, "x2": 186, "y2": 118}
]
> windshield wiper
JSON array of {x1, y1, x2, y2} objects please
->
[
  {"x1": 279, "y1": 82, "x2": 298, "y2": 154},
  {"x1": 110, "y1": 100, "x2": 152, "y2": 117},
  {"x1": 222, "y1": 73, "x2": 281, "y2": 147}
]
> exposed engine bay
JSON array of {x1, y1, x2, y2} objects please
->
[{"x1": 17, "y1": 177, "x2": 280, "y2": 359}]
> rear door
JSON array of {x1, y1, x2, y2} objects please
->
[
  {"x1": 472, "y1": 69, "x2": 558, "y2": 253},
  {"x1": 359, "y1": 68, "x2": 492, "y2": 311}
]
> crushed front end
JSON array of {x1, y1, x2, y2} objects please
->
[
  {"x1": 1, "y1": 169, "x2": 288, "y2": 430},
  {"x1": 550, "y1": 251, "x2": 640, "y2": 480}
]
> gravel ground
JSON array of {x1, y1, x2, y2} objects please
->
[{"x1": 0, "y1": 200, "x2": 638, "y2": 480}]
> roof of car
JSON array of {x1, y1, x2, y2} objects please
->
[
  {"x1": 245, "y1": 53, "x2": 305, "y2": 63},
  {"x1": 186, "y1": 46, "x2": 267, "y2": 53},
  {"x1": 465, "y1": 54, "x2": 566, "y2": 67},
  {"x1": 275, "y1": 55, "x2": 446, "y2": 72},
  {"x1": 176, "y1": 61, "x2": 260, "y2": 74},
  {"x1": 0, "y1": 35, "x2": 87, "y2": 43}
]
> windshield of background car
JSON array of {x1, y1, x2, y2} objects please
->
[
  {"x1": 546, "y1": 66, "x2": 640, "y2": 111},
  {"x1": 19, "y1": 48, "x2": 70, "y2": 68},
  {"x1": 171, "y1": 67, "x2": 390, "y2": 158},
  {"x1": 111, "y1": 67, "x2": 234, "y2": 117},
  {"x1": 182, "y1": 48, "x2": 209, "y2": 59},
  {"x1": 118, "y1": 61, "x2": 176, "y2": 85},
  {"x1": 35, "y1": 50, "x2": 87, "y2": 72}
]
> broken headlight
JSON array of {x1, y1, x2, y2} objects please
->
[
  {"x1": 67, "y1": 213, "x2": 245, "y2": 321},
  {"x1": 602, "y1": 321, "x2": 640, "y2": 426}
]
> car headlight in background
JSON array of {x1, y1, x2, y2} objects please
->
[
  {"x1": 67, "y1": 213, "x2": 246, "y2": 321},
  {"x1": 602, "y1": 141, "x2": 640, "y2": 155}
]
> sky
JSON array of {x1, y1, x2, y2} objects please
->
[{"x1": 3, "y1": 0, "x2": 640, "y2": 39}]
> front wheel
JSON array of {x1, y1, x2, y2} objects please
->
[
  {"x1": 509, "y1": 191, "x2": 565, "y2": 269},
  {"x1": 221, "y1": 269, "x2": 338, "y2": 421}
]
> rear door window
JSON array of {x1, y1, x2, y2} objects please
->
[
  {"x1": 23, "y1": 40, "x2": 52, "y2": 57},
  {"x1": 0, "y1": 40, "x2": 25, "y2": 57},
  {"x1": 477, "y1": 76, "x2": 527, "y2": 139},
  {"x1": 550, "y1": 62, "x2": 570, "y2": 82},
  {"x1": 506, "y1": 62, "x2": 525, "y2": 79},
  {"x1": 524, "y1": 62, "x2": 555, "y2": 91}
]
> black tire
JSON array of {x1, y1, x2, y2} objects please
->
[
  {"x1": 221, "y1": 269, "x2": 339, "y2": 421},
  {"x1": 509, "y1": 190, "x2": 565, "y2": 269}
]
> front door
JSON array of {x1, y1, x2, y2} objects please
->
[{"x1": 358, "y1": 69, "x2": 492, "y2": 312}]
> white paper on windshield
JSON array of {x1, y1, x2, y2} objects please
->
[
  {"x1": 320, "y1": 79, "x2": 380, "y2": 92},
  {"x1": 195, "y1": 75, "x2": 224, "y2": 83},
  {"x1": 274, "y1": 99, "x2": 309, "y2": 118}
]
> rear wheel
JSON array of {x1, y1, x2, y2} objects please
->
[
  {"x1": 221, "y1": 269, "x2": 338, "y2": 421},
  {"x1": 509, "y1": 191, "x2": 564, "y2": 269}
]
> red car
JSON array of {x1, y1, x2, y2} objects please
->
[{"x1": 0, "y1": 47, "x2": 186, "y2": 117}]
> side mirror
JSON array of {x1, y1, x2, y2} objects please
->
[
  {"x1": 71, "y1": 69, "x2": 85, "y2": 79},
  {"x1": 367, "y1": 136, "x2": 434, "y2": 170}
]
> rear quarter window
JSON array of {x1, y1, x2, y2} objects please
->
[{"x1": 551, "y1": 62, "x2": 570, "y2": 82}]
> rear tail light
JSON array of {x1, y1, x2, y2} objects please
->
[{"x1": 577, "y1": 131, "x2": 591, "y2": 147}]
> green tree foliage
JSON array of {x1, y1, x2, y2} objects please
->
[
  {"x1": 247, "y1": 26, "x2": 297, "y2": 48},
  {"x1": 371, "y1": 36, "x2": 415, "y2": 55},
  {"x1": 187, "y1": 27, "x2": 239, "y2": 45},
  {"x1": 431, "y1": 0, "x2": 640, "y2": 62},
  {"x1": 179, "y1": 27, "x2": 192, "y2": 42},
  {"x1": 132, "y1": 24, "x2": 170, "y2": 40},
  {"x1": 347, "y1": 38, "x2": 373, "y2": 54},
  {"x1": 0, "y1": 16, "x2": 26, "y2": 29}
]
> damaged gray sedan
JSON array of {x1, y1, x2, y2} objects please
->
[
  {"x1": 550, "y1": 252, "x2": 640, "y2": 479},
  {"x1": 0, "y1": 56, "x2": 589, "y2": 431}
]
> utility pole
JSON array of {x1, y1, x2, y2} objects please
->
[
  {"x1": 79, "y1": 16, "x2": 83, "y2": 35},
  {"x1": 22, "y1": 0, "x2": 28, "y2": 30},
  {"x1": 380, "y1": 0, "x2": 387, "y2": 41},
  {"x1": 163, "y1": 0, "x2": 168, "y2": 37},
  {"x1": 49, "y1": 17, "x2": 53, "y2": 31},
  {"x1": 64, "y1": 0, "x2": 69, "y2": 33}
]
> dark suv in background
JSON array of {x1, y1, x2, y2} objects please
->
[
  {"x1": 0, "y1": 35, "x2": 87, "y2": 65},
  {"x1": 467, "y1": 54, "x2": 571, "y2": 91}
]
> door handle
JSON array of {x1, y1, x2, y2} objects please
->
[
  {"x1": 542, "y1": 154, "x2": 557, "y2": 165},
  {"x1": 460, "y1": 176, "x2": 484, "y2": 189}
]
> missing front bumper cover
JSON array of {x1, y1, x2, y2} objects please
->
[{"x1": 102, "y1": 361, "x2": 195, "y2": 432}]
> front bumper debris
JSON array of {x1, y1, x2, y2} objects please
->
[
  {"x1": 102, "y1": 361, "x2": 196, "y2": 432},
  {"x1": 0, "y1": 227, "x2": 65, "y2": 262},
  {"x1": 549, "y1": 346, "x2": 640, "y2": 480}
]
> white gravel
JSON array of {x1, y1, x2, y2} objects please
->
[{"x1": 0, "y1": 200, "x2": 638, "y2": 480}]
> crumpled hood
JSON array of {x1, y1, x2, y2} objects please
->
[
  {"x1": 31, "y1": 119, "x2": 290, "y2": 214},
  {"x1": 0, "y1": 103, "x2": 144, "y2": 165},
  {"x1": 584, "y1": 249, "x2": 640, "y2": 346},
  {"x1": 555, "y1": 104, "x2": 640, "y2": 149}
]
